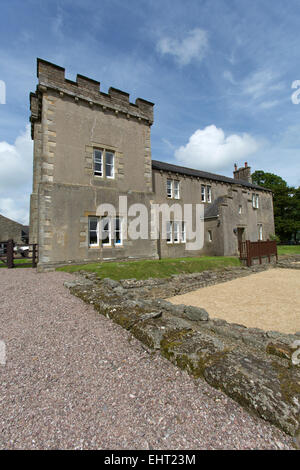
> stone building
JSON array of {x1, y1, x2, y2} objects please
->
[
  {"x1": 0, "y1": 214, "x2": 29, "y2": 244},
  {"x1": 29, "y1": 59, "x2": 275, "y2": 271}
]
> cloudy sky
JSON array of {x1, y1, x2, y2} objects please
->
[{"x1": 1, "y1": 0, "x2": 300, "y2": 224}]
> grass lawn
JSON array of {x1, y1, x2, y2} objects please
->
[
  {"x1": 57, "y1": 256, "x2": 240, "y2": 280},
  {"x1": 0, "y1": 258, "x2": 32, "y2": 268},
  {"x1": 277, "y1": 245, "x2": 300, "y2": 255}
]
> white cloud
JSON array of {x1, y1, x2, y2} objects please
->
[
  {"x1": 157, "y1": 28, "x2": 208, "y2": 66},
  {"x1": 242, "y1": 69, "x2": 284, "y2": 100},
  {"x1": 0, "y1": 124, "x2": 33, "y2": 225},
  {"x1": 174, "y1": 125, "x2": 259, "y2": 172}
]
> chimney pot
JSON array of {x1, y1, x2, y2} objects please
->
[{"x1": 245, "y1": 162, "x2": 248, "y2": 168}]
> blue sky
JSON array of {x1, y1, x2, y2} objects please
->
[{"x1": 1, "y1": 0, "x2": 300, "y2": 224}]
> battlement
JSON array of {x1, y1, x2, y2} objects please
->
[{"x1": 36, "y1": 58, "x2": 154, "y2": 123}]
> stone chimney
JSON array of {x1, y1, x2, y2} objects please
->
[{"x1": 233, "y1": 162, "x2": 252, "y2": 183}]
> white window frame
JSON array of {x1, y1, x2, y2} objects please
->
[
  {"x1": 114, "y1": 216, "x2": 123, "y2": 246},
  {"x1": 252, "y1": 193, "x2": 259, "y2": 209},
  {"x1": 238, "y1": 205, "x2": 242, "y2": 214},
  {"x1": 93, "y1": 149, "x2": 103, "y2": 177},
  {"x1": 166, "y1": 221, "x2": 173, "y2": 243},
  {"x1": 174, "y1": 180, "x2": 180, "y2": 199},
  {"x1": 207, "y1": 185, "x2": 212, "y2": 203},
  {"x1": 208, "y1": 230, "x2": 213, "y2": 242},
  {"x1": 100, "y1": 217, "x2": 112, "y2": 246},
  {"x1": 173, "y1": 221, "x2": 180, "y2": 243},
  {"x1": 105, "y1": 151, "x2": 115, "y2": 179},
  {"x1": 181, "y1": 222, "x2": 186, "y2": 243},
  {"x1": 167, "y1": 179, "x2": 173, "y2": 198},
  {"x1": 201, "y1": 185, "x2": 206, "y2": 202},
  {"x1": 88, "y1": 216, "x2": 99, "y2": 247}
]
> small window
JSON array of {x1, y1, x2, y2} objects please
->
[
  {"x1": 94, "y1": 149, "x2": 103, "y2": 176},
  {"x1": 258, "y1": 224, "x2": 263, "y2": 241},
  {"x1": 100, "y1": 217, "x2": 111, "y2": 246},
  {"x1": 201, "y1": 185, "x2": 206, "y2": 202},
  {"x1": 181, "y1": 222, "x2": 186, "y2": 243},
  {"x1": 208, "y1": 230, "x2": 213, "y2": 242},
  {"x1": 89, "y1": 217, "x2": 99, "y2": 246},
  {"x1": 114, "y1": 217, "x2": 122, "y2": 245},
  {"x1": 166, "y1": 221, "x2": 173, "y2": 243},
  {"x1": 174, "y1": 181, "x2": 180, "y2": 199},
  {"x1": 167, "y1": 179, "x2": 173, "y2": 198},
  {"x1": 252, "y1": 193, "x2": 259, "y2": 209},
  {"x1": 174, "y1": 221, "x2": 180, "y2": 243},
  {"x1": 207, "y1": 185, "x2": 212, "y2": 203},
  {"x1": 105, "y1": 151, "x2": 114, "y2": 178},
  {"x1": 238, "y1": 205, "x2": 242, "y2": 214}
]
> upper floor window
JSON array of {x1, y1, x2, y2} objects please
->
[
  {"x1": 167, "y1": 179, "x2": 173, "y2": 198},
  {"x1": 94, "y1": 149, "x2": 115, "y2": 179},
  {"x1": 174, "y1": 181, "x2": 180, "y2": 199},
  {"x1": 201, "y1": 185, "x2": 206, "y2": 202},
  {"x1": 207, "y1": 185, "x2": 212, "y2": 203},
  {"x1": 93, "y1": 150, "x2": 103, "y2": 176},
  {"x1": 105, "y1": 151, "x2": 114, "y2": 178},
  {"x1": 167, "y1": 179, "x2": 180, "y2": 199},
  {"x1": 252, "y1": 193, "x2": 259, "y2": 209},
  {"x1": 238, "y1": 205, "x2": 242, "y2": 214}
]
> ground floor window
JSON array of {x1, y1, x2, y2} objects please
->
[
  {"x1": 167, "y1": 221, "x2": 186, "y2": 244},
  {"x1": 208, "y1": 230, "x2": 213, "y2": 242},
  {"x1": 88, "y1": 216, "x2": 123, "y2": 247}
]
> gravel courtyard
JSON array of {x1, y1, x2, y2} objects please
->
[
  {"x1": 168, "y1": 268, "x2": 300, "y2": 334},
  {"x1": 0, "y1": 269, "x2": 295, "y2": 450}
]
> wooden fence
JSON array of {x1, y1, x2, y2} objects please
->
[
  {"x1": 239, "y1": 239, "x2": 278, "y2": 267},
  {"x1": 0, "y1": 239, "x2": 38, "y2": 269}
]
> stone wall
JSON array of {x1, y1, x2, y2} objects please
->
[
  {"x1": 64, "y1": 261, "x2": 300, "y2": 440},
  {"x1": 0, "y1": 214, "x2": 28, "y2": 244}
]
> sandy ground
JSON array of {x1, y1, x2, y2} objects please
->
[
  {"x1": 168, "y1": 268, "x2": 300, "y2": 334},
  {"x1": 0, "y1": 268, "x2": 295, "y2": 450}
]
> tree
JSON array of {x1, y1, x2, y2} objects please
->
[{"x1": 252, "y1": 170, "x2": 300, "y2": 242}]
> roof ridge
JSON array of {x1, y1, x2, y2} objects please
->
[{"x1": 151, "y1": 159, "x2": 270, "y2": 191}]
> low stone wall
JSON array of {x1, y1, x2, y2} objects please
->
[{"x1": 64, "y1": 262, "x2": 300, "y2": 440}]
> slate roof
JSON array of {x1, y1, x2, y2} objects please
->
[
  {"x1": 151, "y1": 160, "x2": 270, "y2": 192},
  {"x1": 204, "y1": 196, "x2": 226, "y2": 219}
]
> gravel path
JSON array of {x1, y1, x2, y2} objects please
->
[
  {"x1": 0, "y1": 269, "x2": 295, "y2": 450},
  {"x1": 168, "y1": 269, "x2": 300, "y2": 334}
]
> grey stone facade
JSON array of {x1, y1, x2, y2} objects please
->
[
  {"x1": 29, "y1": 59, "x2": 275, "y2": 270},
  {"x1": 0, "y1": 214, "x2": 29, "y2": 244}
]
